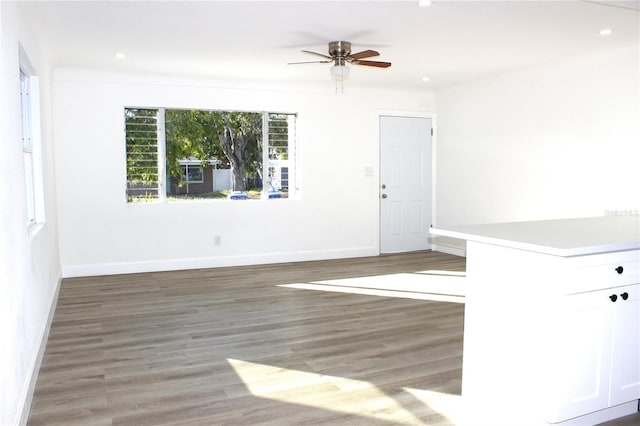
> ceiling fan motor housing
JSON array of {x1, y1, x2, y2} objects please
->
[{"x1": 329, "y1": 41, "x2": 351, "y2": 58}]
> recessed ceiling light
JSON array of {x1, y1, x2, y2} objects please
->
[
  {"x1": 114, "y1": 53, "x2": 126, "y2": 59},
  {"x1": 422, "y1": 76, "x2": 431, "y2": 82},
  {"x1": 418, "y1": 0, "x2": 432, "y2": 7},
  {"x1": 599, "y1": 28, "x2": 613, "y2": 36}
]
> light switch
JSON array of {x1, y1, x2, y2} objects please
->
[{"x1": 364, "y1": 166, "x2": 374, "y2": 177}]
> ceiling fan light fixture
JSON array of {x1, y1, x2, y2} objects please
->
[{"x1": 330, "y1": 64, "x2": 350, "y2": 79}]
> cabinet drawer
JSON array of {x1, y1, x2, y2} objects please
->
[{"x1": 563, "y1": 250, "x2": 639, "y2": 295}]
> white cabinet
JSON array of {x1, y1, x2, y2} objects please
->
[
  {"x1": 431, "y1": 216, "x2": 640, "y2": 426},
  {"x1": 547, "y1": 284, "x2": 640, "y2": 423},
  {"x1": 465, "y1": 246, "x2": 640, "y2": 425},
  {"x1": 609, "y1": 284, "x2": 640, "y2": 405},
  {"x1": 460, "y1": 244, "x2": 640, "y2": 425}
]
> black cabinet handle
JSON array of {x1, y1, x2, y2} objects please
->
[
  {"x1": 610, "y1": 294, "x2": 618, "y2": 302},
  {"x1": 615, "y1": 266, "x2": 624, "y2": 274},
  {"x1": 621, "y1": 292, "x2": 629, "y2": 301}
]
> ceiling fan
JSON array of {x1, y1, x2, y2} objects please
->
[{"x1": 288, "y1": 41, "x2": 391, "y2": 79}]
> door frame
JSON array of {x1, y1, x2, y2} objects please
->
[{"x1": 376, "y1": 109, "x2": 437, "y2": 253}]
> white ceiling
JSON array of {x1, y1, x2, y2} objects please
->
[{"x1": 20, "y1": 0, "x2": 640, "y2": 90}]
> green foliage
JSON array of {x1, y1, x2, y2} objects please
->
[
  {"x1": 126, "y1": 108, "x2": 291, "y2": 200},
  {"x1": 166, "y1": 110, "x2": 220, "y2": 177},
  {"x1": 165, "y1": 110, "x2": 263, "y2": 185}
]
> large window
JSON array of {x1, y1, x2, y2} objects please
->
[{"x1": 125, "y1": 108, "x2": 296, "y2": 202}]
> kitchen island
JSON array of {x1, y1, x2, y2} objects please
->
[{"x1": 431, "y1": 215, "x2": 640, "y2": 425}]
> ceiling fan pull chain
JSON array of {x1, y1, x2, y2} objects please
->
[{"x1": 335, "y1": 75, "x2": 346, "y2": 94}]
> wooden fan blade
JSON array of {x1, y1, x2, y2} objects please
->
[
  {"x1": 349, "y1": 49, "x2": 380, "y2": 60},
  {"x1": 287, "y1": 60, "x2": 332, "y2": 65},
  {"x1": 301, "y1": 50, "x2": 333, "y2": 60},
  {"x1": 352, "y1": 60, "x2": 392, "y2": 68}
]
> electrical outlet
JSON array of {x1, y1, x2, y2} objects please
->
[{"x1": 214, "y1": 235, "x2": 221, "y2": 246}]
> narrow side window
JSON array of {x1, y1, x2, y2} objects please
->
[
  {"x1": 125, "y1": 108, "x2": 161, "y2": 202},
  {"x1": 19, "y1": 57, "x2": 44, "y2": 227},
  {"x1": 20, "y1": 70, "x2": 36, "y2": 222},
  {"x1": 265, "y1": 113, "x2": 296, "y2": 199}
]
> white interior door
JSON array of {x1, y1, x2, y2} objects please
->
[{"x1": 379, "y1": 116, "x2": 432, "y2": 253}]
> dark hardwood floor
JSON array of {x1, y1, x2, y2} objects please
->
[{"x1": 27, "y1": 251, "x2": 640, "y2": 425}]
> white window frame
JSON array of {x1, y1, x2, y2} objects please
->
[
  {"x1": 19, "y1": 47, "x2": 45, "y2": 228},
  {"x1": 125, "y1": 108, "x2": 297, "y2": 202}
]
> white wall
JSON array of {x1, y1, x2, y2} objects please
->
[
  {"x1": 53, "y1": 70, "x2": 436, "y2": 277},
  {"x1": 0, "y1": 3, "x2": 61, "y2": 424},
  {"x1": 435, "y1": 46, "x2": 640, "y2": 234}
]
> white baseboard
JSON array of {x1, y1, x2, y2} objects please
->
[
  {"x1": 18, "y1": 275, "x2": 62, "y2": 426},
  {"x1": 550, "y1": 400, "x2": 638, "y2": 425},
  {"x1": 432, "y1": 243, "x2": 466, "y2": 257},
  {"x1": 429, "y1": 235, "x2": 466, "y2": 257},
  {"x1": 61, "y1": 247, "x2": 380, "y2": 278}
]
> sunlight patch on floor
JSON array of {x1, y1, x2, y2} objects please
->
[
  {"x1": 227, "y1": 358, "x2": 461, "y2": 424},
  {"x1": 403, "y1": 387, "x2": 466, "y2": 425},
  {"x1": 277, "y1": 272, "x2": 466, "y2": 303}
]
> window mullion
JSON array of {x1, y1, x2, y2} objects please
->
[
  {"x1": 288, "y1": 114, "x2": 296, "y2": 197},
  {"x1": 157, "y1": 107, "x2": 167, "y2": 202},
  {"x1": 262, "y1": 111, "x2": 269, "y2": 199}
]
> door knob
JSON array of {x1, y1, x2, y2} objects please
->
[
  {"x1": 621, "y1": 292, "x2": 629, "y2": 301},
  {"x1": 609, "y1": 294, "x2": 618, "y2": 302},
  {"x1": 381, "y1": 194, "x2": 387, "y2": 199},
  {"x1": 615, "y1": 266, "x2": 624, "y2": 274}
]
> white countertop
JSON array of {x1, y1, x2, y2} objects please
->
[{"x1": 431, "y1": 215, "x2": 640, "y2": 257}]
